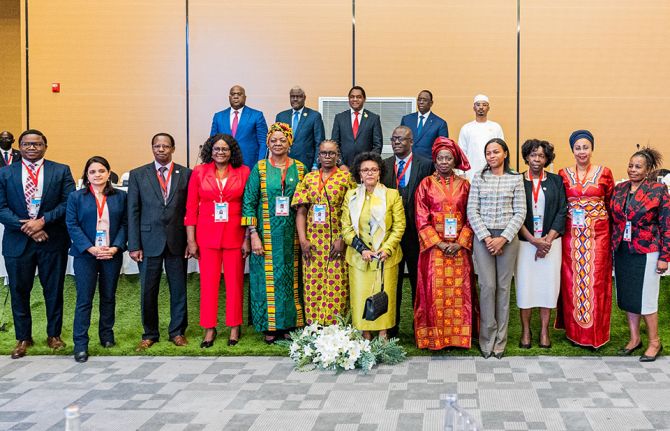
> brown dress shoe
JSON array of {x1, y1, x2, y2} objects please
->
[
  {"x1": 11, "y1": 340, "x2": 34, "y2": 359},
  {"x1": 170, "y1": 335, "x2": 188, "y2": 347},
  {"x1": 135, "y1": 339, "x2": 156, "y2": 352},
  {"x1": 46, "y1": 336, "x2": 66, "y2": 350}
]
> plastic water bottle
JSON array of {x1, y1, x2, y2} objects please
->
[
  {"x1": 444, "y1": 393, "x2": 458, "y2": 431},
  {"x1": 64, "y1": 404, "x2": 80, "y2": 431}
]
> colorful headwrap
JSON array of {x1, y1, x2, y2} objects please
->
[
  {"x1": 431, "y1": 137, "x2": 471, "y2": 171},
  {"x1": 569, "y1": 129, "x2": 594, "y2": 151},
  {"x1": 267, "y1": 122, "x2": 294, "y2": 147}
]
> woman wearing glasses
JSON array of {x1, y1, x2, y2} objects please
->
[
  {"x1": 292, "y1": 140, "x2": 355, "y2": 325},
  {"x1": 341, "y1": 152, "x2": 406, "y2": 340}
]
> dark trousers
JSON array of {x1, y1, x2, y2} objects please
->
[
  {"x1": 139, "y1": 246, "x2": 188, "y2": 340},
  {"x1": 4, "y1": 243, "x2": 68, "y2": 341},
  {"x1": 391, "y1": 233, "x2": 420, "y2": 333},
  {"x1": 72, "y1": 253, "x2": 123, "y2": 351}
]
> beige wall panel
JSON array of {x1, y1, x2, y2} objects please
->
[
  {"x1": 189, "y1": 0, "x2": 351, "y2": 158},
  {"x1": 0, "y1": 0, "x2": 22, "y2": 136},
  {"x1": 27, "y1": 1, "x2": 185, "y2": 175},
  {"x1": 521, "y1": 1, "x2": 670, "y2": 179},
  {"x1": 356, "y1": 0, "x2": 519, "y2": 165}
]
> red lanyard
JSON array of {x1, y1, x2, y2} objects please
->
[
  {"x1": 215, "y1": 166, "x2": 228, "y2": 200},
  {"x1": 394, "y1": 155, "x2": 413, "y2": 187},
  {"x1": 318, "y1": 167, "x2": 338, "y2": 193},
  {"x1": 575, "y1": 164, "x2": 591, "y2": 193},
  {"x1": 89, "y1": 186, "x2": 107, "y2": 221},
  {"x1": 529, "y1": 170, "x2": 543, "y2": 205},
  {"x1": 156, "y1": 163, "x2": 174, "y2": 195},
  {"x1": 270, "y1": 157, "x2": 292, "y2": 194},
  {"x1": 23, "y1": 161, "x2": 42, "y2": 188}
]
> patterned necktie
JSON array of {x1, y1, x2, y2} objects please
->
[
  {"x1": 231, "y1": 110, "x2": 239, "y2": 137},
  {"x1": 158, "y1": 166, "x2": 168, "y2": 200},
  {"x1": 352, "y1": 111, "x2": 360, "y2": 139},
  {"x1": 397, "y1": 159, "x2": 406, "y2": 188},
  {"x1": 24, "y1": 162, "x2": 37, "y2": 210},
  {"x1": 292, "y1": 111, "x2": 300, "y2": 133},
  {"x1": 417, "y1": 115, "x2": 425, "y2": 137}
]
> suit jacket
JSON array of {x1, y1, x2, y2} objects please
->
[
  {"x1": 0, "y1": 160, "x2": 75, "y2": 256},
  {"x1": 184, "y1": 162, "x2": 250, "y2": 249},
  {"x1": 331, "y1": 109, "x2": 383, "y2": 167},
  {"x1": 0, "y1": 149, "x2": 21, "y2": 168},
  {"x1": 127, "y1": 162, "x2": 192, "y2": 257},
  {"x1": 66, "y1": 188, "x2": 128, "y2": 257},
  {"x1": 275, "y1": 107, "x2": 325, "y2": 169},
  {"x1": 381, "y1": 153, "x2": 434, "y2": 240},
  {"x1": 400, "y1": 112, "x2": 449, "y2": 160},
  {"x1": 611, "y1": 179, "x2": 670, "y2": 261},
  {"x1": 210, "y1": 106, "x2": 268, "y2": 168},
  {"x1": 341, "y1": 186, "x2": 406, "y2": 270},
  {"x1": 519, "y1": 171, "x2": 567, "y2": 241}
]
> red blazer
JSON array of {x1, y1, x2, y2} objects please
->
[
  {"x1": 184, "y1": 162, "x2": 250, "y2": 249},
  {"x1": 611, "y1": 179, "x2": 670, "y2": 262}
]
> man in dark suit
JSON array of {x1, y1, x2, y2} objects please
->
[
  {"x1": 0, "y1": 131, "x2": 21, "y2": 168},
  {"x1": 400, "y1": 90, "x2": 449, "y2": 160},
  {"x1": 0, "y1": 129, "x2": 75, "y2": 358},
  {"x1": 210, "y1": 85, "x2": 268, "y2": 168},
  {"x1": 275, "y1": 86, "x2": 325, "y2": 170},
  {"x1": 381, "y1": 126, "x2": 434, "y2": 338},
  {"x1": 331, "y1": 86, "x2": 383, "y2": 168},
  {"x1": 128, "y1": 133, "x2": 192, "y2": 351}
]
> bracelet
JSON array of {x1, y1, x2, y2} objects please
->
[{"x1": 248, "y1": 226, "x2": 257, "y2": 234}]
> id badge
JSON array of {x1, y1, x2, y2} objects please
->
[
  {"x1": 533, "y1": 215, "x2": 543, "y2": 238},
  {"x1": 623, "y1": 221, "x2": 632, "y2": 242},
  {"x1": 95, "y1": 229, "x2": 108, "y2": 247},
  {"x1": 214, "y1": 202, "x2": 229, "y2": 223},
  {"x1": 313, "y1": 204, "x2": 326, "y2": 224},
  {"x1": 444, "y1": 218, "x2": 458, "y2": 239},
  {"x1": 28, "y1": 196, "x2": 41, "y2": 219},
  {"x1": 275, "y1": 196, "x2": 290, "y2": 217},
  {"x1": 572, "y1": 208, "x2": 586, "y2": 229}
]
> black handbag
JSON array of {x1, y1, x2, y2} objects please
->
[{"x1": 362, "y1": 261, "x2": 388, "y2": 321}]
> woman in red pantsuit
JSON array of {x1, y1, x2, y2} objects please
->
[{"x1": 185, "y1": 134, "x2": 250, "y2": 347}]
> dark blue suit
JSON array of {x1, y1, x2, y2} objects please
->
[
  {"x1": 400, "y1": 112, "x2": 449, "y2": 160},
  {"x1": 275, "y1": 107, "x2": 325, "y2": 169},
  {"x1": 66, "y1": 188, "x2": 127, "y2": 351},
  {"x1": 210, "y1": 106, "x2": 268, "y2": 168},
  {"x1": 0, "y1": 149, "x2": 21, "y2": 168},
  {"x1": 0, "y1": 160, "x2": 75, "y2": 341}
]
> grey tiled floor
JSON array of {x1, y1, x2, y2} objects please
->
[{"x1": 0, "y1": 356, "x2": 668, "y2": 430}]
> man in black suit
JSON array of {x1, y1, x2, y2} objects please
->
[
  {"x1": 0, "y1": 131, "x2": 21, "y2": 168},
  {"x1": 275, "y1": 86, "x2": 325, "y2": 170},
  {"x1": 381, "y1": 126, "x2": 434, "y2": 338},
  {"x1": 0, "y1": 129, "x2": 75, "y2": 358},
  {"x1": 128, "y1": 133, "x2": 192, "y2": 351},
  {"x1": 331, "y1": 86, "x2": 383, "y2": 168}
]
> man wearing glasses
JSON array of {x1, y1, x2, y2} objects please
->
[
  {"x1": 381, "y1": 126, "x2": 434, "y2": 338},
  {"x1": 127, "y1": 133, "x2": 192, "y2": 351},
  {"x1": 0, "y1": 129, "x2": 75, "y2": 358}
]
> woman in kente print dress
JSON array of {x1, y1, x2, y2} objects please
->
[
  {"x1": 292, "y1": 140, "x2": 355, "y2": 325},
  {"x1": 556, "y1": 130, "x2": 614, "y2": 348}
]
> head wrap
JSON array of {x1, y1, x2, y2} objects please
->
[
  {"x1": 569, "y1": 129, "x2": 594, "y2": 151},
  {"x1": 267, "y1": 122, "x2": 293, "y2": 147},
  {"x1": 431, "y1": 137, "x2": 471, "y2": 171},
  {"x1": 473, "y1": 94, "x2": 489, "y2": 104}
]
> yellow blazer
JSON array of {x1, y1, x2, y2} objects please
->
[{"x1": 341, "y1": 186, "x2": 406, "y2": 271}]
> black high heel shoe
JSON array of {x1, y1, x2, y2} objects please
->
[
  {"x1": 200, "y1": 328, "x2": 217, "y2": 348},
  {"x1": 640, "y1": 344, "x2": 663, "y2": 362},
  {"x1": 228, "y1": 326, "x2": 241, "y2": 346}
]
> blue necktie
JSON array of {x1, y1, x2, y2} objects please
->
[
  {"x1": 397, "y1": 159, "x2": 406, "y2": 188},
  {"x1": 292, "y1": 111, "x2": 300, "y2": 133},
  {"x1": 417, "y1": 115, "x2": 425, "y2": 137}
]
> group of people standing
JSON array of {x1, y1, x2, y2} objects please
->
[{"x1": 0, "y1": 85, "x2": 667, "y2": 365}]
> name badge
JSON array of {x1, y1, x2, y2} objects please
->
[
  {"x1": 275, "y1": 196, "x2": 290, "y2": 217},
  {"x1": 214, "y1": 202, "x2": 229, "y2": 223},
  {"x1": 533, "y1": 215, "x2": 543, "y2": 238},
  {"x1": 623, "y1": 221, "x2": 632, "y2": 242},
  {"x1": 28, "y1": 196, "x2": 41, "y2": 218},
  {"x1": 572, "y1": 208, "x2": 586, "y2": 229},
  {"x1": 95, "y1": 229, "x2": 108, "y2": 247},
  {"x1": 313, "y1": 204, "x2": 326, "y2": 224},
  {"x1": 444, "y1": 218, "x2": 458, "y2": 239}
]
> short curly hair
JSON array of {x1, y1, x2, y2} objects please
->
[
  {"x1": 350, "y1": 151, "x2": 385, "y2": 184},
  {"x1": 521, "y1": 139, "x2": 556, "y2": 167},
  {"x1": 199, "y1": 133, "x2": 244, "y2": 168}
]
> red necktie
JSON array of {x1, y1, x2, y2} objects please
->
[
  {"x1": 352, "y1": 111, "x2": 360, "y2": 139},
  {"x1": 231, "y1": 110, "x2": 239, "y2": 137}
]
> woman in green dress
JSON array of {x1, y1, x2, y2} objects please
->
[{"x1": 242, "y1": 122, "x2": 306, "y2": 344}]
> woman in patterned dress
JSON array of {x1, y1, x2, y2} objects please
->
[
  {"x1": 556, "y1": 130, "x2": 614, "y2": 349},
  {"x1": 242, "y1": 123, "x2": 306, "y2": 344},
  {"x1": 292, "y1": 140, "x2": 355, "y2": 325}
]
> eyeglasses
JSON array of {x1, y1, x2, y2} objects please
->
[
  {"x1": 213, "y1": 147, "x2": 231, "y2": 153},
  {"x1": 152, "y1": 144, "x2": 173, "y2": 150},
  {"x1": 390, "y1": 136, "x2": 409, "y2": 143},
  {"x1": 319, "y1": 151, "x2": 337, "y2": 158},
  {"x1": 360, "y1": 168, "x2": 380, "y2": 174},
  {"x1": 20, "y1": 142, "x2": 45, "y2": 149}
]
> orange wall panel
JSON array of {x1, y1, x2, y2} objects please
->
[{"x1": 0, "y1": 0, "x2": 22, "y2": 136}]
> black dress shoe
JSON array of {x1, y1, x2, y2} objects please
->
[
  {"x1": 227, "y1": 339, "x2": 238, "y2": 346},
  {"x1": 617, "y1": 342, "x2": 643, "y2": 356},
  {"x1": 74, "y1": 351, "x2": 89, "y2": 363},
  {"x1": 480, "y1": 350, "x2": 491, "y2": 359},
  {"x1": 640, "y1": 345, "x2": 663, "y2": 362},
  {"x1": 101, "y1": 341, "x2": 115, "y2": 348},
  {"x1": 200, "y1": 328, "x2": 217, "y2": 348},
  {"x1": 493, "y1": 351, "x2": 505, "y2": 360}
]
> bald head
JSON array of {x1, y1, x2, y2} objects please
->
[{"x1": 229, "y1": 85, "x2": 247, "y2": 110}]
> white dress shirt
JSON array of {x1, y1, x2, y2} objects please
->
[{"x1": 229, "y1": 106, "x2": 245, "y2": 129}]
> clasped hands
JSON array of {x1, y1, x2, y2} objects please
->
[
  {"x1": 87, "y1": 245, "x2": 118, "y2": 260},
  {"x1": 20, "y1": 218, "x2": 48, "y2": 243},
  {"x1": 301, "y1": 238, "x2": 345, "y2": 265},
  {"x1": 437, "y1": 241, "x2": 461, "y2": 256},
  {"x1": 528, "y1": 235, "x2": 553, "y2": 260},
  {"x1": 361, "y1": 249, "x2": 388, "y2": 263},
  {"x1": 484, "y1": 236, "x2": 508, "y2": 256}
]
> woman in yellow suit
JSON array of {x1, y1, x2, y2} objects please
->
[{"x1": 341, "y1": 152, "x2": 406, "y2": 340}]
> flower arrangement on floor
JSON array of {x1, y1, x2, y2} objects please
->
[{"x1": 279, "y1": 314, "x2": 407, "y2": 373}]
